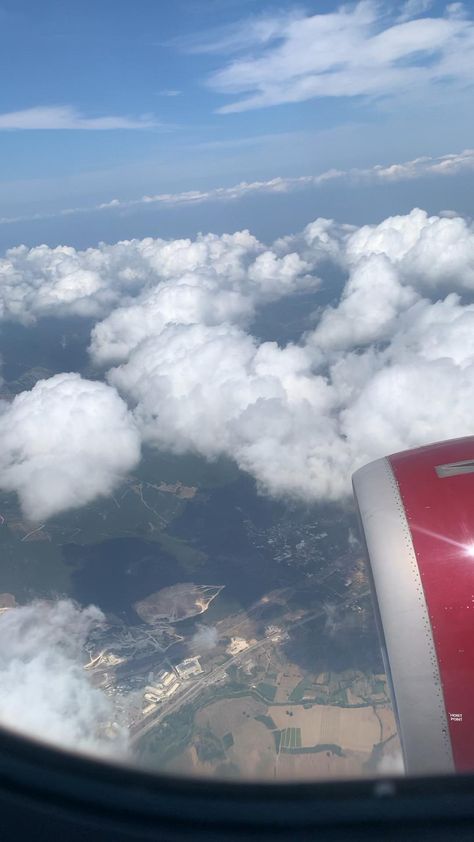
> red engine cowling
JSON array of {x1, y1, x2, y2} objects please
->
[{"x1": 353, "y1": 437, "x2": 474, "y2": 776}]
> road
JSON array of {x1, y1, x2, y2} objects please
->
[{"x1": 129, "y1": 595, "x2": 363, "y2": 744}]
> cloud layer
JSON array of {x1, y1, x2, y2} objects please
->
[
  {"x1": 0, "y1": 373, "x2": 141, "y2": 520},
  {"x1": 103, "y1": 207, "x2": 474, "y2": 502},
  {"x1": 0, "y1": 229, "x2": 315, "y2": 340},
  {"x1": 90, "y1": 232, "x2": 313, "y2": 365},
  {"x1": 0, "y1": 600, "x2": 127, "y2": 755},
  {"x1": 2, "y1": 207, "x2": 474, "y2": 518},
  {"x1": 1, "y1": 147, "x2": 472, "y2": 228}
]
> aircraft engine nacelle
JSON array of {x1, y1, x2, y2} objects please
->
[{"x1": 353, "y1": 437, "x2": 474, "y2": 776}]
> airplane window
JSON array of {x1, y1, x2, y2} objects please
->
[{"x1": 0, "y1": 0, "x2": 473, "y2": 790}]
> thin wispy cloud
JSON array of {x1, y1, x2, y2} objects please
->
[
  {"x1": 397, "y1": 0, "x2": 434, "y2": 23},
  {"x1": 196, "y1": 1, "x2": 474, "y2": 113},
  {"x1": 169, "y1": 11, "x2": 296, "y2": 55},
  {"x1": 0, "y1": 148, "x2": 472, "y2": 227},
  {"x1": 0, "y1": 105, "x2": 160, "y2": 131}
]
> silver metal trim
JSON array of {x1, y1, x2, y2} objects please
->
[
  {"x1": 435, "y1": 459, "x2": 474, "y2": 478},
  {"x1": 353, "y1": 457, "x2": 454, "y2": 775}
]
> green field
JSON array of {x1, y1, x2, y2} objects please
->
[
  {"x1": 256, "y1": 682, "x2": 277, "y2": 702},
  {"x1": 289, "y1": 680, "x2": 312, "y2": 702},
  {"x1": 255, "y1": 714, "x2": 277, "y2": 730},
  {"x1": 222, "y1": 732, "x2": 234, "y2": 750},
  {"x1": 279, "y1": 728, "x2": 302, "y2": 750}
]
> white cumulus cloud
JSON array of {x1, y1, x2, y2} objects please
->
[
  {"x1": 108, "y1": 323, "x2": 347, "y2": 500},
  {"x1": 0, "y1": 240, "x2": 149, "y2": 323},
  {"x1": 0, "y1": 599, "x2": 128, "y2": 756},
  {"x1": 0, "y1": 373, "x2": 141, "y2": 521},
  {"x1": 89, "y1": 234, "x2": 313, "y2": 365},
  {"x1": 346, "y1": 208, "x2": 474, "y2": 290},
  {"x1": 97, "y1": 207, "x2": 474, "y2": 505},
  {"x1": 0, "y1": 230, "x2": 316, "y2": 340},
  {"x1": 3, "y1": 207, "x2": 474, "y2": 514},
  {"x1": 309, "y1": 254, "x2": 419, "y2": 352}
]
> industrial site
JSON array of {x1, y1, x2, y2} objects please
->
[{"x1": 82, "y1": 559, "x2": 400, "y2": 779}]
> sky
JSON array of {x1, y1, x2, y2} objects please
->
[{"x1": 0, "y1": 0, "x2": 473, "y2": 247}]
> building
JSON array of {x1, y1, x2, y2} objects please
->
[
  {"x1": 155, "y1": 669, "x2": 170, "y2": 684},
  {"x1": 175, "y1": 656, "x2": 203, "y2": 680},
  {"x1": 264, "y1": 625, "x2": 289, "y2": 643},
  {"x1": 143, "y1": 669, "x2": 181, "y2": 704},
  {"x1": 226, "y1": 637, "x2": 250, "y2": 656}
]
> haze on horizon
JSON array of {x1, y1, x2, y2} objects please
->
[{"x1": 0, "y1": 0, "x2": 473, "y2": 246}]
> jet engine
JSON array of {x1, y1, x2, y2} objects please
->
[{"x1": 353, "y1": 437, "x2": 474, "y2": 775}]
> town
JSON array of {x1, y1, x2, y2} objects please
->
[{"x1": 81, "y1": 555, "x2": 400, "y2": 778}]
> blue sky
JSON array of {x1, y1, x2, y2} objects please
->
[{"x1": 0, "y1": 0, "x2": 473, "y2": 247}]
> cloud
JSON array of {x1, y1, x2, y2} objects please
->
[
  {"x1": 376, "y1": 751, "x2": 405, "y2": 774},
  {"x1": 88, "y1": 149, "x2": 474, "y2": 211},
  {"x1": 0, "y1": 373, "x2": 141, "y2": 521},
  {"x1": 445, "y1": 3, "x2": 470, "y2": 21},
  {"x1": 345, "y1": 207, "x2": 474, "y2": 290},
  {"x1": 0, "y1": 105, "x2": 159, "y2": 130},
  {"x1": 89, "y1": 233, "x2": 314, "y2": 365},
  {"x1": 98, "y1": 207, "x2": 474, "y2": 505},
  {"x1": 0, "y1": 240, "x2": 150, "y2": 323},
  {"x1": 397, "y1": 0, "x2": 434, "y2": 23},
  {"x1": 0, "y1": 229, "x2": 317, "y2": 351},
  {"x1": 190, "y1": 625, "x2": 218, "y2": 651},
  {"x1": 0, "y1": 599, "x2": 128, "y2": 756},
  {"x1": 202, "y1": 2, "x2": 474, "y2": 113},
  {"x1": 323, "y1": 602, "x2": 341, "y2": 637},
  {"x1": 3, "y1": 207, "x2": 474, "y2": 513},
  {"x1": 310, "y1": 253, "x2": 419, "y2": 352},
  {"x1": 169, "y1": 11, "x2": 297, "y2": 56},
  {"x1": 1, "y1": 148, "x2": 473, "y2": 228},
  {"x1": 108, "y1": 322, "x2": 346, "y2": 501}
]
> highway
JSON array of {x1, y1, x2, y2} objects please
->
[{"x1": 129, "y1": 593, "x2": 365, "y2": 744}]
